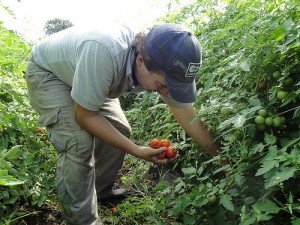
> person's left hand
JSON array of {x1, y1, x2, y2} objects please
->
[{"x1": 139, "y1": 146, "x2": 179, "y2": 164}]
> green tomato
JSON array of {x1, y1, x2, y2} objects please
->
[
  {"x1": 265, "y1": 117, "x2": 274, "y2": 126},
  {"x1": 283, "y1": 77, "x2": 293, "y2": 86},
  {"x1": 272, "y1": 71, "x2": 281, "y2": 79},
  {"x1": 218, "y1": 189, "x2": 224, "y2": 195},
  {"x1": 255, "y1": 115, "x2": 265, "y2": 125},
  {"x1": 258, "y1": 109, "x2": 268, "y2": 117},
  {"x1": 277, "y1": 91, "x2": 288, "y2": 100},
  {"x1": 273, "y1": 116, "x2": 283, "y2": 127},
  {"x1": 221, "y1": 107, "x2": 232, "y2": 117},
  {"x1": 209, "y1": 195, "x2": 217, "y2": 204}
]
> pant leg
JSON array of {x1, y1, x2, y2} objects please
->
[
  {"x1": 94, "y1": 98, "x2": 131, "y2": 198},
  {"x1": 25, "y1": 61, "x2": 101, "y2": 225}
]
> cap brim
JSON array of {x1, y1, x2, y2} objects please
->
[{"x1": 165, "y1": 74, "x2": 197, "y2": 103}]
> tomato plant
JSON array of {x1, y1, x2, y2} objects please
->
[{"x1": 122, "y1": 0, "x2": 300, "y2": 224}]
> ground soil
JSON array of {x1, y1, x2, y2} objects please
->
[
  {"x1": 17, "y1": 205, "x2": 65, "y2": 225},
  {"x1": 15, "y1": 161, "x2": 181, "y2": 225}
]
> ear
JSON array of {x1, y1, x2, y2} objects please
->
[{"x1": 136, "y1": 53, "x2": 144, "y2": 68}]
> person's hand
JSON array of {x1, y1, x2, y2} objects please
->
[{"x1": 139, "y1": 146, "x2": 179, "y2": 164}]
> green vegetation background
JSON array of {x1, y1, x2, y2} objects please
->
[{"x1": 0, "y1": 0, "x2": 299, "y2": 224}]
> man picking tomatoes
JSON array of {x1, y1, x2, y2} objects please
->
[{"x1": 25, "y1": 23, "x2": 221, "y2": 225}]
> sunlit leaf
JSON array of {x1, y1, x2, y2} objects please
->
[
  {"x1": 240, "y1": 60, "x2": 250, "y2": 72},
  {"x1": 220, "y1": 194, "x2": 234, "y2": 211},
  {"x1": 234, "y1": 115, "x2": 246, "y2": 128}
]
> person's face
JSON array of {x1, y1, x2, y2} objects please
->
[{"x1": 134, "y1": 54, "x2": 169, "y2": 96}]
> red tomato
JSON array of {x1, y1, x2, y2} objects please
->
[
  {"x1": 40, "y1": 135, "x2": 47, "y2": 141},
  {"x1": 160, "y1": 139, "x2": 170, "y2": 147},
  {"x1": 165, "y1": 146, "x2": 177, "y2": 158},
  {"x1": 150, "y1": 139, "x2": 160, "y2": 149},
  {"x1": 35, "y1": 128, "x2": 44, "y2": 134},
  {"x1": 110, "y1": 207, "x2": 118, "y2": 214}
]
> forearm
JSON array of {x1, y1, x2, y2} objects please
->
[
  {"x1": 74, "y1": 103, "x2": 170, "y2": 164},
  {"x1": 77, "y1": 113, "x2": 142, "y2": 157},
  {"x1": 183, "y1": 118, "x2": 219, "y2": 156},
  {"x1": 169, "y1": 104, "x2": 219, "y2": 156}
]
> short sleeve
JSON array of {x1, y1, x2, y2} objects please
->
[
  {"x1": 71, "y1": 41, "x2": 118, "y2": 111},
  {"x1": 161, "y1": 94, "x2": 190, "y2": 108}
]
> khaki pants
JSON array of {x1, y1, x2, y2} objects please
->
[{"x1": 25, "y1": 61, "x2": 131, "y2": 225}]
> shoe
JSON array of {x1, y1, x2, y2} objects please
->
[{"x1": 98, "y1": 188, "x2": 128, "y2": 206}]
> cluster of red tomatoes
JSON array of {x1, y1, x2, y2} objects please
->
[
  {"x1": 149, "y1": 139, "x2": 178, "y2": 159},
  {"x1": 35, "y1": 128, "x2": 47, "y2": 141}
]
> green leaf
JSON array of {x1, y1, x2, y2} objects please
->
[
  {"x1": 204, "y1": 75, "x2": 214, "y2": 90},
  {"x1": 213, "y1": 164, "x2": 230, "y2": 175},
  {"x1": 256, "y1": 160, "x2": 279, "y2": 176},
  {"x1": 282, "y1": 19, "x2": 294, "y2": 31},
  {"x1": 293, "y1": 107, "x2": 300, "y2": 118},
  {"x1": 182, "y1": 167, "x2": 196, "y2": 175},
  {"x1": 234, "y1": 115, "x2": 246, "y2": 128},
  {"x1": 265, "y1": 167, "x2": 297, "y2": 188},
  {"x1": 253, "y1": 199, "x2": 281, "y2": 214},
  {"x1": 248, "y1": 97, "x2": 261, "y2": 107},
  {"x1": 240, "y1": 60, "x2": 250, "y2": 72},
  {"x1": 183, "y1": 213, "x2": 196, "y2": 225},
  {"x1": 220, "y1": 194, "x2": 234, "y2": 211},
  {"x1": 252, "y1": 143, "x2": 265, "y2": 154},
  {"x1": 0, "y1": 170, "x2": 25, "y2": 186},
  {"x1": 4, "y1": 145, "x2": 22, "y2": 160},
  {"x1": 291, "y1": 218, "x2": 300, "y2": 225},
  {"x1": 264, "y1": 133, "x2": 277, "y2": 145}
]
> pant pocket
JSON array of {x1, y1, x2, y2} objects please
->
[{"x1": 42, "y1": 107, "x2": 77, "y2": 153}]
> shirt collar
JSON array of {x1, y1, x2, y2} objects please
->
[{"x1": 126, "y1": 46, "x2": 140, "y2": 88}]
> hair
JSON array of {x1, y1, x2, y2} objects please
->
[{"x1": 131, "y1": 31, "x2": 164, "y2": 74}]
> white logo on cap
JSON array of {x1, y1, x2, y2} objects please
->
[{"x1": 185, "y1": 63, "x2": 201, "y2": 77}]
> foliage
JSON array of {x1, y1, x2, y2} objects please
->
[
  {"x1": 1, "y1": 0, "x2": 300, "y2": 224},
  {"x1": 0, "y1": 24, "x2": 57, "y2": 224},
  {"x1": 118, "y1": 0, "x2": 300, "y2": 224},
  {"x1": 43, "y1": 18, "x2": 73, "y2": 35}
]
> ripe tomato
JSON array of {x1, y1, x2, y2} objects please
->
[
  {"x1": 36, "y1": 128, "x2": 44, "y2": 134},
  {"x1": 160, "y1": 139, "x2": 170, "y2": 147},
  {"x1": 40, "y1": 135, "x2": 47, "y2": 141},
  {"x1": 110, "y1": 207, "x2": 118, "y2": 214},
  {"x1": 150, "y1": 139, "x2": 160, "y2": 149},
  {"x1": 165, "y1": 146, "x2": 177, "y2": 158}
]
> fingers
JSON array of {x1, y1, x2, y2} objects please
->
[
  {"x1": 142, "y1": 146, "x2": 179, "y2": 164},
  {"x1": 152, "y1": 150, "x2": 180, "y2": 164}
]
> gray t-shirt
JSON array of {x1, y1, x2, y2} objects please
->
[{"x1": 32, "y1": 25, "x2": 187, "y2": 111}]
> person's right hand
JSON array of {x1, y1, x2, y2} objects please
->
[{"x1": 139, "y1": 146, "x2": 179, "y2": 164}]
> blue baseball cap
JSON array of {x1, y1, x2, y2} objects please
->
[{"x1": 145, "y1": 23, "x2": 202, "y2": 103}]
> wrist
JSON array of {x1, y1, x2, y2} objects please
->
[{"x1": 128, "y1": 144, "x2": 144, "y2": 158}]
